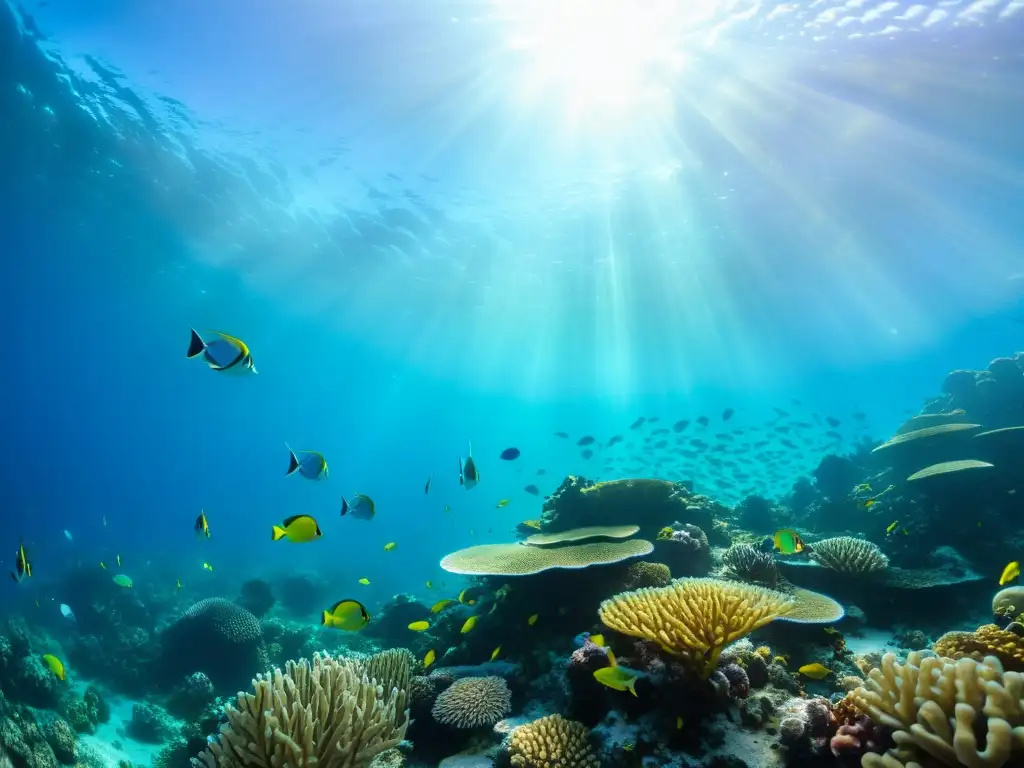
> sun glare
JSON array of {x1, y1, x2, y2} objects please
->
[{"x1": 506, "y1": 0, "x2": 693, "y2": 116}]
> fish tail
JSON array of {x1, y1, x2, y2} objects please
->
[
  {"x1": 627, "y1": 678, "x2": 638, "y2": 697},
  {"x1": 340, "y1": 497, "x2": 348, "y2": 516},
  {"x1": 272, "y1": 526, "x2": 287, "y2": 541},
  {"x1": 186, "y1": 328, "x2": 206, "y2": 359},
  {"x1": 321, "y1": 611, "x2": 331, "y2": 626},
  {"x1": 285, "y1": 446, "x2": 300, "y2": 476}
]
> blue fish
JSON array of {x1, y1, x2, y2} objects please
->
[
  {"x1": 186, "y1": 329, "x2": 257, "y2": 374},
  {"x1": 341, "y1": 494, "x2": 376, "y2": 521},
  {"x1": 285, "y1": 444, "x2": 328, "y2": 481}
]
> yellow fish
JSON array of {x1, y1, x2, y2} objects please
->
[
  {"x1": 590, "y1": 634, "x2": 605, "y2": 647},
  {"x1": 203, "y1": 562, "x2": 214, "y2": 572},
  {"x1": 593, "y1": 651, "x2": 640, "y2": 696},
  {"x1": 194, "y1": 510, "x2": 211, "y2": 539},
  {"x1": 772, "y1": 529, "x2": 805, "y2": 555},
  {"x1": 519, "y1": 519, "x2": 542, "y2": 530},
  {"x1": 864, "y1": 499, "x2": 877, "y2": 509},
  {"x1": 41, "y1": 654, "x2": 66, "y2": 681},
  {"x1": 425, "y1": 580, "x2": 433, "y2": 589},
  {"x1": 496, "y1": 499, "x2": 510, "y2": 508},
  {"x1": 459, "y1": 587, "x2": 485, "y2": 606},
  {"x1": 676, "y1": 716, "x2": 683, "y2": 730},
  {"x1": 527, "y1": 613, "x2": 539, "y2": 626},
  {"x1": 408, "y1": 621, "x2": 430, "y2": 631},
  {"x1": 384, "y1": 542, "x2": 397, "y2": 552},
  {"x1": 886, "y1": 520, "x2": 899, "y2": 535},
  {"x1": 358, "y1": 578, "x2": 370, "y2": 585},
  {"x1": 423, "y1": 649, "x2": 436, "y2": 668},
  {"x1": 176, "y1": 579, "x2": 182, "y2": 590},
  {"x1": 431, "y1": 599, "x2": 457, "y2": 613},
  {"x1": 272, "y1": 515, "x2": 322, "y2": 543},
  {"x1": 460, "y1": 616, "x2": 478, "y2": 634},
  {"x1": 490, "y1": 645, "x2": 502, "y2": 661},
  {"x1": 1000, "y1": 561, "x2": 1020, "y2": 586},
  {"x1": 798, "y1": 663, "x2": 832, "y2": 680},
  {"x1": 187, "y1": 328, "x2": 257, "y2": 374},
  {"x1": 321, "y1": 599, "x2": 370, "y2": 631}
]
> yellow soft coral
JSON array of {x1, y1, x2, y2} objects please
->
[
  {"x1": 933, "y1": 624, "x2": 1024, "y2": 672},
  {"x1": 598, "y1": 577, "x2": 796, "y2": 676},
  {"x1": 853, "y1": 651, "x2": 1024, "y2": 768}
]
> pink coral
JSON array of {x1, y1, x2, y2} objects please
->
[{"x1": 829, "y1": 715, "x2": 890, "y2": 761}]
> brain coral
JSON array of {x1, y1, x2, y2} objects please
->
[
  {"x1": 507, "y1": 714, "x2": 600, "y2": 768},
  {"x1": 160, "y1": 598, "x2": 269, "y2": 693},
  {"x1": 598, "y1": 578, "x2": 796, "y2": 676},
  {"x1": 809, "y1": 537, "x2": 888, "y2": 574},
  {"x1": 993, "y1": 587, "x2": 1024, "y2": 620},
  {"x1": 933, "y1": 624, "x2": 1024, "y2": 672},
  {"x1": 853, "y1": 651, "x2": 1024, "y2": 768},
  {"x1": 431, "y1": 676, "x2": 511, "y2": 729},
  {"x1": 195, "y1": 649, "x2": 410, "y2": 768},
  {"x1": 621, "y1": 561, "x2": 672, "y2": 590},
  {"x1": 440, "y1": 539, "x2": 653, "y2": 576}
]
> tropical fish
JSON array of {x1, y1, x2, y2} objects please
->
[
  {"x1": 408, "y1": 621, "x2": 430, "y2": 631},
  {"x1": 460, "y1": 616, "x2": 478, "y2": 634},
  {"x1": 798, "y1": 663, "x2": 831, "y2": 680},
  {"x1": 490, "y1": 645, "x2": 502, "y2": 661},
  {"x1": 41, "y1": 654, "x2": 66, "y2": 681},
  {"x1": 722, "y1": 408, "x2": 734, "y2": 421},
  {"x1": 321, "y1": 599, "x2": 370, "y2": 631},
  {"x1": 341, "y1": 494, "x2": 376, "y2": 521},
  {"x1": 176, "y1": 579, "x2": 182, "y2": 590},
  {"x1": 203, "y1": 562, "x2": 214, "y2": 572},
  {"x1": 423, "y1": 649, "x2": 436, "y2": 668},
  {"x1": 527, "y1": 613, "x2": 539, "y2": 626},
  {"x1": 425, "y1": 580, "x2": 433, "y2": 589},
  {"x1": 676, "y1": 716, "x2": 684, "y2": 730},
  {"x1": 577, "y1": 436, "x2": 596, "y2": 446},
  {"x1": 358, "y1": 578, "x2": 370, "y2": 585},
  {"x1": 886, "y1": 520, "x2": 899, "y2": 535},
  {"x1": 186, "y1": 328, "x2": 257, "y2": 374},
  {"x1": 459, "y1": 587, "x2": 485, "y2": 606},
  {"x1": 384, "y1": 542, "x2": 397, "y2": 552},
  {"x1": 500, "y1": 448, "x2": 521, "y2": 461},
  {"x1": 554, "y1": 431, "x2": 570, "y2": 438},
  {"x1": 113, "y1": 574, "x2": 133, "y2": 588},
  {"x1": 590, "y1": 634, "x2": 605, "y2": 647},
  {"x1": 773, "y1": 529, "x2": 805, "y2": 555},
  {"x1": 60, "y1": 604, "x2": 75, "y2": 622},
  {"x1": 431, "y1": 599, "x2": 457, "y2": 613},
  {"x1": 424, "y1": 475, "x2": 432, "y2": 494},
  {"x1": 1000, "y1": 561, "x2": 1020, "y2": 586},
  {"x1": 272, "y1": 515, "x2": 322, "y2": 543},
  {"x1": 524, "y1": 485, "x2": 540, "y2": 496},
  {"x1": 593, "y1": 650, "x2": 640, "y2": 696},
  {"x1": 116, "y1": 554, "x2": 121, "y2": 567},
  {"x1": 194, "y1": 510, "x2": 210, "y2": 538},
  {"x1": 285, "y1": 444, "x2": 328, "y2": 481},
  {"x1": 459, "y1": 442, "x2": 480, "y2": 490},
  {"x1": 496, "y1": 499, "x2": 510, "y2": 509},
  {"x1": 99, "y1": 562, "x2": 106, "y2": 570},
  {"x1": 10, "y1": 540, "x2": 31, "y2": 584}
]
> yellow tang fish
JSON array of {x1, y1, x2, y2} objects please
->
[
  {"x1": 272, "y1": 515, "x2": 322, "y2": 543},
  {"x1": 527, "y1": 613, "x2": 539, "y2": 626},
  {"x1": 496, "y1": 499, "x2": 510, "y2": 508},
  {"x1": 384, "y1": 542, "x2": 397, "y2": 552},
  {"x1": 358, "y1": 578, "x2": 370, "y2": 585},
  {"x1": 423, "y1": 649, "x2": 436, "y2": 668},
  {"x1": 408, "y1": 621, "x2": 430, "y2": 632},
  {"x1": 321, "y1": 599, "x2": 370, "y2": 631},
  {"x1": 1000, "y1": 561, "x2": 1020, "y2": 586},
  {"x1": 798, "y1": 663, "x2": 831, "y2": 680},
  {"x1": 460, "y1": 616, "x2": 478, "y2": 634},
  {"x1": 41, "y1": 654, "x2": 66, "y2": 681},
  {"x1": 593, "y1": 650, "x2": 640, "y2": 696},
  {"x1": 431, "y1": 599, "x2": 457, "y2": 613},
  {"x1": 490, "y1": 645, "x2": 502, "y2": 661}
]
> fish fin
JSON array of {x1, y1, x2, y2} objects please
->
[
  {"x1": 285, "y1": 445, "x2": 300, "y2": 475},
  {"x1": 321, "y1": 611, "x2": 331, "y2": 625},
  {"x1": 271, "y1": 526, "x2": 287, "y2": 541},
  {"x1": 281, "y1": 514, "x2": 304, "y2": 527},
  {"x1": 627, "y1": 678, "x2": 638, "y2": 697},
  {"x1": 340, "y1": 497, "x2": 348, "y2": 516},
  {"x1": 607, "y1": 650, "x2": 618, "y2": 667},
  {"x1": 212, "y1": 330, "x2": 250, "y2": 358},
  {"x1": 186, "y1": 328, "x2": 206, "y2": 359}
]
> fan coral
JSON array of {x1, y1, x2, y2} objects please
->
[
  {"x1": 809, "y1": 537, "x2": 889, "y2": 574},
  {"x1": 852, "y1": 650, "x2": 1024, "y2": 767},
  {"x1": 506, "y1": 714, "x2": 600, "y2": 768},
  {"x1": 194, "y1": 649, "x2": 410, "y2": 768},
  {"x1": 598, "y1": 578, "x2": 796, "y2": 676},
  {"x1": 722, "y1": 543, "x2": 780, "y2": 586},
  {"x1": 932, "y1": 623, "x2": 1024, "y2": 672},
  {"x1": 430, "y1": 676, "x2": 511, "y2": 729}
]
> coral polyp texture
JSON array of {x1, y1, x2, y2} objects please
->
[
  {"x1": 932, "y1": 624, "x2": 1024, "y2": 672},
  {"x1": 808, "y1": 537, "x2": 889, "y2": 574},
  {"x1": 776, "y1": 587, "x2": 846, "y2": 624},
  {"x1": 524, "y1": 524, "x2": 640, "y2": 546},
  {"x1": 852, "y1": 651, "x2": 1024, "y2": 768},
  {"x1": 430, "y1": 676, "x2": 512, "y2": 729},
  {"x1": 194, "y1": 649, "x2": 411, "y2": 768},
  {"x1": 721, "y1": 543, "x2": 780, "y2": 586},
  {"x1": 439, "y1": 538, "x2": 654, "y2": 575},
  {"x1": 506, "y1": 714, "x2": 600, "y2": 768},
  {"x1": 598, "y1": 577, "x2": 796, "y2": 674}
]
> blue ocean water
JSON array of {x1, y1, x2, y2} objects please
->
[{"x1": 1, "y1": 0, "x2": 1022, "y2": 624}]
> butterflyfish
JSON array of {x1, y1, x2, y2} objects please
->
[
  {"x1": 773, "y1": 529, "x2": 805, "y2": 555},
  {"x1": 41, "y1": 654, "x2": 66, "y2": 681},
  {"x1": 11, "y1": 540, "x2": 31, "y2": 584},
  {"x1": 194, "y1": 510, "x2": 210, "y2": 538},
  {"x1": 272, "y1": 515, "x2": 322, "y2": 543},
  {"x1": 321, "y1": 599, "x2": 370, "y2": 631},
  {"x1": 459, "y1": 442, "x2": 480, "y2": 490},
  {"x1": 408, "y1": 621, "x2": 430, "y2": 631},
  {"x1": 1000, "y1": 561, "x2": 1020, "y2": 586},
  {"x1": 285, "y1": 444, "x2": 328, "y2": 481},
  {"x1": 186, "y1": 328, "x2": 257, "y2": 374},
  {"x1": 798, "y1": 663, "x2": 832, "y2": 680},
  {"x1": 341, "y1": 494, "x2": 376, "y2": 521}
]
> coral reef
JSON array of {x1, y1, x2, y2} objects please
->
[
  {"x1": 431, "y1": 677, "x2": 512, "y2": 729},
  {"x1": 721, "y1": 543, "x2": 780, "y2": 587},
  {"x1": 808, "y1": 537, "x2": 889, "y2": 575},
  {"x1": 932, "y1": 623, "x2": 1024, "y2": 671},
  {"x1": 440, "y1": 537, "x2": 655, "y2": 576},
  {"x1": 235, "y1": 579, "x2": 275, "y2": 619},
  {"x1": 503, "y1": 714, "x2": 600, "y2": 767}
]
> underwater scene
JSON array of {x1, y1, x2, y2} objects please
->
[{"x1": 3, "y1": 1, "x2": 1024, "y2": 767}]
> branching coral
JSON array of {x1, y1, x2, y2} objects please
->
[
  {"x1": 506, "y1": 714, "x2": 600, "y2": 768},
  {"x1": 721, "y1": 543, "x2": 780, "y2": 587},
  {"x1": 194, "y1": 649, "x2": 410, "y2": 768},
  {"x1": 598, "y1": 577, "x2": 796, "y2": 676},
  {"x1": 852, "y1": 650, "x2": 1024, "y2": 767},
  {"x1": 809, "y1": 537, "x2": 889, "y2": 574},
  {"x1": 430, "y1": 676, "x2": 511, "y2": 729},
  {"x1": 933, "y1": 624, "x2": 1024, "y2": 672}
]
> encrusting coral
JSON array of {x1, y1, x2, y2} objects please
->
[
  {"x1": 194, "y1": 649, "x2": 411, "y2": 768},
  {"x1": 851, "y1": 650, "x2": 1024, "y2": 767},
  {"x1": 506, "y1": 714, "x2": 600, "y2": 768},
  {"x1": 932, "y1": 624, "x2": 1024, "y2": 672},
  {"x1": 809, "y1": 537, "x2": 889, "y2": 574},
  {"x1": 598, "y1": 577, "x2": 797, "y2": 676},
  {"x1": 430, "y1": 676, "x2": 512, "y2": 729}
]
